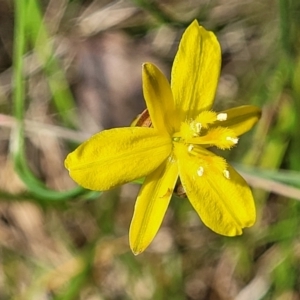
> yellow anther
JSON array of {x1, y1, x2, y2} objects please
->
[
  {"x1": 197, "y1": 166, "x2": 204, "y2": 176},
  {"x1": 188, "y1": 144, "x2": 194, "y2": 152},
  {"x1": 217, "y1": 113, "x2": 227, "y2": 121},
  {"x1": 195, "y1": 122, "x2": 202, "y2": 133},
  {"x1": 223, "y1": 169, "x2": 230, "y2": 179},
  {"x1": 226, "y1": 137, "x2": 239, "y2": 144}
]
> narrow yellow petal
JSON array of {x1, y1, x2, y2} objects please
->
[
  {"x1": 175, "y1": 144, "x2": 255, "y2": 236},
  {"x1": 171, "y1": 20, "x2": 221, "y2": 121},
  {"x1": 65, "y1": 127, "x2": 172, "y2": 191},
  {"x1": 142, "y1": 63, "x2": 176, "y2": 133},
  {"x1": 129, "y1": 157, "x2": 178, "y2": 255},
  {"x1": 213, "y1": 105, "x2": 261, "y2": 136}
]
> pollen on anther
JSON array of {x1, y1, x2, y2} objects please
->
[
  {"x1": 197, "y1": 167, "x2": 204, "y2": 176},
  {"x1": 195, "y1": 122, "x2": 202, "y2": 133},
  {"x1": 168, "y1": 155, "x2": 176, "y2": 163},
  {"x1": 223, "y1": 169, "x2": 230, "y2": 179},
  {"x1": 226, "y1": 136, "x2": 239, "y2": 144},
  {"x1": 188, "y1": 144, "x2": 194, "y2": 152},
  {"x1": 217, "y1": 113, "x2": 227, "y2": 121}
]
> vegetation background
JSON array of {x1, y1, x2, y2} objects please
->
[{"x1": 0, "y1": 0, "x2": 300, "y2": 299}]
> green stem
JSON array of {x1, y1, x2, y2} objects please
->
[
  {"x1": 11, "y1": 0, "x2": 92, "y2": 201},
  {"x1": 13, "y1": 0, "x2": 26, "y2": 122}
]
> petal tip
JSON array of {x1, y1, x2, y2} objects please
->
[
  {"x1": 131, "y1": 247, "x2": 143, "y2": 256},
  {"x1": 64, "y1": 154, "x2": 71, "y2": 171},
  {"x1": 129, "y1": 237, "x2": 146, "y2": 255},
  {"x1": 223, "y1": 226, "x2": 243, "y2": 237},
  {"x1": 225, "y1": 217, "x2": 256, "y2": 237}
]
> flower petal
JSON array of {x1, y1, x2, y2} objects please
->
[
  {"x1": 214, "y1": 105, "x2": 261, "y2": 136},
  {"x1": 175, "y1": 144, "x2": 255, "y2": 236},
  {"x1": 142, "y1": 63, "x2": 176, "y2": 133},
  {"x1": 171, "y1": 20, "x2": 221, "y2": 121},
  {"x1": 129, "y1": 157, "x2": 178, "y2": 255},
  {"x1": 65, "y1": 127, "x2": 171, "y2": 191}
]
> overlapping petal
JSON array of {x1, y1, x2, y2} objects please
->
[
  {"x1": 142, "y1": 63, "x2": 176, "y2": 133},
  {"x1": 213, "y1": 105, "x2": 261, "y2": 136},
  {"x1": 65, "y1": 127, "x2": 172, "y2": 191},
  {"x1": 171, "y1": 20, "x2": 221, "y2": 121},
  {"x1": 175, "y1": 144, "x2": 255, "y2": 236},
  {"x1": 129, "y1": 157, "x2": 178, "y2": 255}
]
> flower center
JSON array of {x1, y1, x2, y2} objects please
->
[{"x1": 172, "y1": 110, "x2": 239, "y2": 179}]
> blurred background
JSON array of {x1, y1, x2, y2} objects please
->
[{"x1": 1, "y1": 0, "x2": 300, "y2": 299}]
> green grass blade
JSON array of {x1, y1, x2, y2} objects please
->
[{"x1": 12, "y1": 0, "x2": 94, "y2": 201}]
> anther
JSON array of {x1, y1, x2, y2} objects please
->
[
  {"x1": 168, "y1": 155, "x2": 176, "y2": 163},
  {"x1": 187, "y1": 144, "x2": 194, "y2": 152},
  {"x1": 197, "y1": 167, "x2": 204, "y2": 177},
  {"x1": 223, "y1": 170, "x2": 230, "y2": 179},
  {"x1": 226, "y1": 137, "x2": 239, "y2": 144},
  {"x1": 217, "y1": 113, "x2": 227, "y2": 121},
  {"x1": 195, "y1": 122, "x2": 202, "y2": 133}
]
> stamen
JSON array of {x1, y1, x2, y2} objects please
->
[
  {"x1": 186, "y1": 127, "x2": 239, "y2": 150},
  {"x1": 223, "y1": 169, "x2": 230, "y2": 179},
  {"x1": 168, "y1": 155, "x2": 176, "y2": 163},
  {"x1": 197, "y1": 167, "x2": 204, "y2": 177},
  {"x1": 187, "y1": 144, "x2": 194, "y2": 152},
  {"x1": 226, "y1": 137, "x2": 239, "y2": 144},
  {"x1": 191, "y1": 121, "x2": 202, "y2": 134},
  {"x1": 217, "y1": 113, "x2": 227, "y2": 121},
  {"x1": 195, "y1": 122, "x2": 202, "y2": 133}
]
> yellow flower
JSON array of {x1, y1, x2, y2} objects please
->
[{"x1": 65, "y1": 20, "x2": 261, "y2": 255}]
